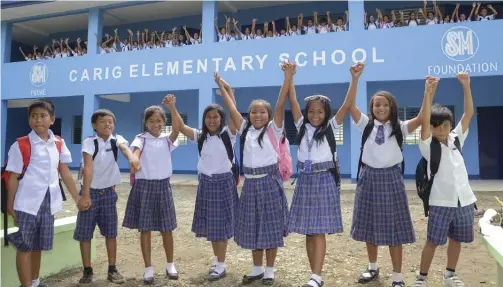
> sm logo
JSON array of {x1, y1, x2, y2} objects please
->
[
  {"x1": 441, "y1": 26, "x2": 479, "y2": 62},
  {"x1": 30, "y1": 62, "x2": 48, "y2": 87}
]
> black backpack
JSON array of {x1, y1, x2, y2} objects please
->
[
  {"x1": 325, "y1": 127, "x2": 342, "y2": 190},
  {"x1": 357, "y1": 120, "x2": 404, "y2": 181},
  {"x1": 77, "y1": 138, "x2": 119, "y2": 185},
  {"x1": 416, "y1": 136, "x2": 466, "y2": 217},
  {"x1": 198, "y1": 131, "x2": 240, "y2": 185}
]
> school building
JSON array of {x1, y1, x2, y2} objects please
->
[{"x1": 2, "y1": 1, "x2": 503, "y2": 181}]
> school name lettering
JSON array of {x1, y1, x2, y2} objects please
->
[
  {"x1": 427, "y1": 62, "x2": 499, "y2": 76},
  {"x1": 68, "y1": 48, "x2": 384, "y2": 82}
]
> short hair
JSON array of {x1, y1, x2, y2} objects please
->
[
  {"x1": 430, "y1": 104, "x2": 454, "y2": 128},
  {"x1": 91, "y1": 109, "x2": 116, "y2": 124},
  {"x1": 28, "y1": 99, "x2": 55, "y2": 117}
]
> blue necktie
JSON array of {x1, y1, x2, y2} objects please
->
[{"x1": 375, "y1": 125, "x2": 385, "y2": 145}]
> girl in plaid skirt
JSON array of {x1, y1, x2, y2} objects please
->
[
  {"x1": 177, "y1": 73, "x2": 239, "y2": 282},
  {"x1": 346, "y1": 64, "x2": 425, "y2": 287},
  {"x1": 122, "y1": 94, "x2": 182, "y2": 285},
  {"x1": 218, "y1": 62, "x2": 293, "y2": 285},
  {"x1": 285, "y1": 62, "x2": 364, "y2": 287}
]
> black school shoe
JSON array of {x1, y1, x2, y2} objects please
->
[
  {"x1": 358, "y1": 268, "x2": 379, "y2": 283},
  {"x1": 77, "y1": 268, "x2": 93, "y2": 286},
  {"x1": 392, "y1": 281, "x2": 405, "y2": 287},
  {"x1": 242, "y1": 273, "x2": 264, "y2": 284}
]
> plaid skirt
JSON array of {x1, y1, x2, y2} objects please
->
[
  {"x1": 288, "y1": 161, "x2": 343, "y2": 235},
  {"x1": 8, "y1": 191, "x2": 55, "y2": 252},
  {"x1": 350, "y1": 165, "x2": 415, "y2": 246},
  {"x1": 123, "y1": 178, "x2": 177, "y2": 232},
  {"x1": 192, "y1": 172, "x2": 239, "y2": 241},
  {"x1": 234, "y1": 164, "x2": 290, "y2": 250}
]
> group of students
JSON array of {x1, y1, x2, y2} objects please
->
[
  {"x1": 4, "y1": 61, "x2": 476, "y2": 287},
  {"x1": 365, "y1": 1, "x2": 498, "y2": 30}
]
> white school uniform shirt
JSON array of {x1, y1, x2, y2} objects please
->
[
  {"x1": 130, "y1": 132, "x2": 178, "y2": 180},
  {"x1": 477, "y1": 14, "x2": 495, "y2": 21},
  {"x1": 426, "y1": 17, "x2": 438, "y2": 25},
  {"x1": 241, "y1": 34, "x2": 254, "y2": 40},
  {"x1": 61, "y1": 52, "x2": 70, "y2": 58},
  {"x1": 289, "y1": 30, "x2": 301, "y2": 36},
  {"x1": 381, "y1": 21, "x2": 394, "y2": 29},
  {"x1": 331, "y1": 24, "x2": 346, "y2": 32},
  {"x1": 254, "y1": 34, "x2": 264, "y2": 40},
  {"x1": 53, "y1": 52, "x2": 62, "y2": 58},
  {"x1": 303, "y1": 25, "x2": 317, "y2": 34},
  {"x1": 6, "y1": 130, "x2": 72, "y2": 216},
  {"x1": 218, "y1": 33, "x2": 228, "y2": 42},
  {"x1": 418, "y1": 123, "x2": 476, "y2": 208},
  {"x1": 317, "y1": 25, "x2": 330, "y2": 33},
  {"x1": 192, "y1": 127, "x2": 236, "y2": 176},
  {"x1": 190, "y1": 37, "x2": 202, "y2": 45},
  {"x1": 407, "y1": 19, "x2": 420, "y2": 26},
  {"x1": 366, "y1": 22, "x2": 378, "y2": 30},
  {"x1": 238, "y1": 120, "x2": 283, "y2": 172},
  {"x1": 25, "y1": 57, "x2": 32, "y2": 61},
  {"x1": 228, "y1": 35, "x2": 238, "y2": 42},
  {"x1": 120, "y1": 42, "x2": 130, "y2": 52},
  {"x1": 295, "y1": 116, "x2": 340, "y2": 164},
  {"x1": 355, "y1": 114, "x2": 410, "y2": 168},
  {"x1": 82, "y1": 135, "x2": 128, "y2": 189},
  {"x1": 100, "y1": 47, "x2": 107, "y2": 54}
]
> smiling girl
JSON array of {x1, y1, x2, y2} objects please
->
[
  {"x1": 177, "y1": 73, "x2": 239, "y2": 281},
  {"x1": 123, "y1": 95, "x2": 181, "y2": 285},
  {"x1": 345, "y1": 65, "x2": 426, "y2": 287}
]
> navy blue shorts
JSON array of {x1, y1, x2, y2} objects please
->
[{"x1": 427, "y1": 204, "x2": 475, "y2": 246}]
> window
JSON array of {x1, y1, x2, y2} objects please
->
[
  {"x1": 399, "y1": 106, "x2": 455, "y2": 145},
  {"x1": 72, "y1": 115, "x2": 83, "y2": 144}
]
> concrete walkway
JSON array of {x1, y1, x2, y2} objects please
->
[{"x1": 72, "y1": 171, "x2": 503, "y2": 192}]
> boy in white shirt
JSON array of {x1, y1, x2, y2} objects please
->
[
  {"x1": 5, "y1": 99, "x2": 82, "y2": 287},
  {"x1": 74, "y1": 109, "x2": 139, "y2": 286},
  {"x1": 414, "y1": 73, "x2": 476, "y2": 287}
]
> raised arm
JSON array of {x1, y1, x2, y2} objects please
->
[
  {"x1": 215, "y1": 72, "x2": 244, "y2": 129},
  {"x1": 475, "y1": 2, "x2": 481, "y2": 17},
  {"x1": 336, "y1": 62, "x2": 364, "y2": 126},
  {"x1": 469, "y1": 2, "x2": 476, "y2": 20},
  {"x1": 163, "y1": 94, "x2": 181, "y2": 143},
  {"x1": 421, "y1": 77, "x2": 440, "y2": 140},
  {"x1": 287, "y1": 63, "x2": 302, "y2": 123},
  {"x1": 233, "y1": 19, "x2": 243, "y2": 37},
  {"x1": 407, "y1": 75, "x2": 434, "y2": 134},
  {"x1": 488, "y1": 4, "x2": 498, "y2": 17},
  {"x1": 286, "y1": 16, "x2": 291, "y2": 32},
  {"x1": 215, "y1": 73, "x2": 238, "y2": 135},
  {"x1": 457, "y1": 73, "x2": 473, "y2": 133},
  {"x1": 183, "y1": 26, "x2": 192, "y2": 40},
  {"x1": 274, "y1": 62, "x2": 294, "y2": 128}
]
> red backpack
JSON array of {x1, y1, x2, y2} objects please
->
[{"x1": 1, "y1": 136, "x2": 66, "y2": 246}]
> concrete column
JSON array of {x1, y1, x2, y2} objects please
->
[
  {"x1": 87, "y1": 8, "x2": 104, "y2": 55},
  {"x1": 202, "y1": 1, "x2": 217, "y2": 44},
  {"x1": 2, "y1": 22, "x2": 13, "y2": 63},
  {"x1": 1, "y1": 100, "x2": 8, "y2": 163},
  {"x1": 348, "y1": 0, "x2": 365, "y2": 31},
  {"x1": 82, "y1": 94, "x2": 100, "y2": 139}
]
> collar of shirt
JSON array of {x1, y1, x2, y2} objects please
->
[
  {"x1": 373, "y1": 119, "x2": 391, "y2": 127},
  {"x1": 140, "y1": 132, "x2": 169, "y2": 139},
  {"x1": 28, "y1": 129, "x2": 56, "y2": 144},
  {"x1": 92, "y1": 134, "x2": 116, "y2": 143}
]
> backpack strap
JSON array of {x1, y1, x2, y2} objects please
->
[
  {"x1": 356, "y1": 121, "x2": 374, "y2": 181},
  {"x1": 395, "y1": 123, "x2": 405, "y2": 174},
  {"x1": 53, "y1": 136, "x2": 66, "y2": 201},
  {"x1": 266, "y1": 126, "x2": 280, "y2": 155},
  {"x1": 92, "y1": 139, "x2": 99, "y2": 160},
  {"x1": 429, "y1": 137, "x2": 442, "y2": 177},
  {"x1": 17, "y1": 136, "x2": 31, "y2": 180},
  {"x1": 453, "y1": 137, "x2": 462, "y2": 155},
  {"x1": 220, "y1": 131, "x2": 234, "y2": 164},
  {"x1": 110, "y1": 138, "x2": 118, "y2": 162},
  {"x1": 325, "y1": 126, "x2": 341, "y2": 185}
]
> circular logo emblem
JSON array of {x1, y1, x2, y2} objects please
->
[
  {"x1": 441, "y1": 26, "x2": 479, "y2": 62},
  {"x1": 30, "y1": 62, "x2": 49, "y2": 87}
]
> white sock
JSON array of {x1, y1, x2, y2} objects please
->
[
  {"x1": 264, "y1": 266, "x2": 275, "y2": 279},
  {"x1": 308, "y1": 274, "x2": 323, "y2": 286},
  {"x1": 166, "y1": 262, "x2": 177, "y2": 274},
  {"x1": 144, "y1": 266, "x2": 154, "y2": 279},
  {"x1": 214, "y1": 261, "x2": 226, "y2": 274},
  {"x1": 392, "y1": 272, "x2": 404, "y2": 282},
  {"x1": 32, "y1": 279, "x2": 40, "y2": 287},
  {"x1": 213, "y1": 256, "x2": 218, "y2": 266},
  {"x1": 444, "y1": 270, "x2": 455, "y2": 279},
  {"x1": 368, "y1": 262, "x2": 378, "y2": 271},
  {"x1": 248, "y1": 265, "x2": 264, "y2": 277}
]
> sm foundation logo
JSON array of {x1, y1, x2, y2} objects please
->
[
  {"x1": 30, "y1": 62, "x2": 48, "y2": 87},
  {"x1": 441, "y1": 26, "x2": 479, "y2": 62}
]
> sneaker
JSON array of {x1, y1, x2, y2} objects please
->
[
  {"x1": 444, "y1": 276, "x2": 465, "y2": 287},
  {"x1": 77, "y1": 269, "x2": 93, "y2": 286},
  {"x1": 413, "y1": 279, "x2": 428, "y2": 287},
  {"x1": 108, "y1": 267, "x2": 126, "y2": 284},
  {"x1": 392, "y1": 281, "x2": 405, "y2": 287}
]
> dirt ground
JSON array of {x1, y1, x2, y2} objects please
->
[{"x1": 45, "y1": 184, "x2": 501, "y2": 287}]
